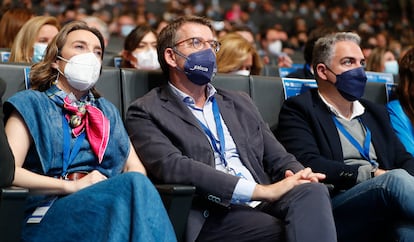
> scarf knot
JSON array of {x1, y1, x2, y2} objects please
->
[{"x1": 63, "y1": 96, "x2": 110, "y2": 163}]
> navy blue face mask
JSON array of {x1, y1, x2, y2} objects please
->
[
  {"x1": 326, "y1": 66, "x2": 367, "y2": 101},
  {"x1": 174, "y1": 48, "x2": 217, "y2": 85}
]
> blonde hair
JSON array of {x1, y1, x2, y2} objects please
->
[
  {"x1": 216, "y1": 33, "x2": 262, "y2": 75},
  {"x1": 9, "y1": 16, "x2": 60, "y2": 63}
]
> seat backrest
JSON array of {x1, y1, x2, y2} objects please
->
[
  {"x1": 362, "y1": 81, "x2": 388, "y2": 105},
  {"x1": 249, "y1": 75, "x2": 284, "y2": 132},
  {"x1": 0, "y1": 62, "x2": 29, "y2": 102},
  {"x1": 120, "y1": 68, "x2": 166, "y2": 119},
  {"x1": 260, "y1": 64, "x2": 280, "y2": 77},
  {"x1": 212, "y1": 73, "x2": 250, "y2": 94},
  {"x1": 95, "y1": 67, "x2": 123, "y2": 114}
]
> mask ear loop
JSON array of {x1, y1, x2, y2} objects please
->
[{"x1": 171, "y1": 47, "x2": 188, "y2": 74}]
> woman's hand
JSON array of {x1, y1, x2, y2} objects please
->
[{"x1": 65, "y1": 170, "x2": 107, "y2": 193}]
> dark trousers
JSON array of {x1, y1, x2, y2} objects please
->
[{"x1": 196, "y1": 182, "x2": 337, "y2": 242}]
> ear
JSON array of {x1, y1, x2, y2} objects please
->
[
  {"x1": 51, "y1": 61, "x2": 59, "y2": 70},
  {"x1": 164, "y1": 48, "x2": 177, "y2": 68},
  {"x1": 315, "y1": 63, "x2": 329, "y2": 82}
]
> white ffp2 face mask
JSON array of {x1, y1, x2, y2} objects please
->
[
  {"x1": 268, "y1": 40, "x2": 282, "y2": 56},
  {"x1": 229, "y1": 69, "x2": 250, "y2": 76},
  {"x1": 59, "y1": 52, "x2": 101, "y2": 91},
  {"x1": 133, "y1": 48, "x2": 160, "y2": 70}
]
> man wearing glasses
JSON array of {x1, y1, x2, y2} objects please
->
[{"x1": 126, "y1": 15, "x2": 337, "y2": 242}]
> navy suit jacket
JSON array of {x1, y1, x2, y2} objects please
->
[
  {"x1": 276, "y1": 88, "x2": 414, "y2": 191},
  {"x1": 126, "y1": 84, "x2": 303, "y2": 241}
]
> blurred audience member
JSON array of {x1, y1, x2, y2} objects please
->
[
  {"x1": 217, "y1": 32, "x2": 262, "y2": 75},
  {"x1": 258, "y1": 27, "x2": 293, "y2": 67},
  {"x1": 231, "y1": 25, "x2": 256, "y2": 47},
  {"x1": 388, "y1": 47, "x2": 414, "y2": 156},
  {"x1": 111, "y1": 12, "x2": 136, "y2": 38},
  {"x1": 366, "y1": 47, "x2": 398, "y2": 75},
  {"x1": 359, "y1": 33, "x2": 377, "y2": 59},
  {"x1": 81, "y1": 16, "x2": 110, "y2": 47},
  {"x1": 9, "y1": 16, "x2": 60, "y2": 63},
  {"x1": 286, "y1": 26, "x2": 336, "y2": 79},
  {"x1": 0, "y1": 7, "x2": 33, "y2": 49},
  {"x1": 121, "y1": 25, "x2": 160, "y2": 70}
]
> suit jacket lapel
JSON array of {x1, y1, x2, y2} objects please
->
[
  {"x1": 312, "y1": 91, "x2": 344, "y2": 161},
  {"x1": 159, "y1": 86, "x2": 204, "y2": 132}
]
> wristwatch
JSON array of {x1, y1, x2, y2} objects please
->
[{"x1": 370, "y1": 166, "x2": 378, "y2": 178}]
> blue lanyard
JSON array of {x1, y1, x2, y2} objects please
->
[
  {"x1": 196, "y1": 97, "x2": 227, "y2": 167},
  {"x1": 61, "y1": 114, "x2": 86, "y2": 176},
  {"x1": 332, "y1": 116, "x2": 378, "y2": 168}
]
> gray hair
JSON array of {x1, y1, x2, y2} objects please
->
[
  {"x1": 82, "y1": 16, "x2": 110, "y2": 44},
  {"x1": 312, "y1": 32, "x2": 361, "y2": 70}
]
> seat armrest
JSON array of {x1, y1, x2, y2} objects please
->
[
  {"x1": 0, "y1": 187, "x2": 29, "y2": 242},
  {"x1": 156, "y1": 184, "x2": 195, "y2": 242}
]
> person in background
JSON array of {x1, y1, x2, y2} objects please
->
[
  {"x1": 277, "y1": 32, "x2": 414, "y2": 242},
  {"x1": 231, "y1": 25, "x2": 256, "y2": 48},
  {"x1": 4, "y1": 21, "x2": 175, "y2": 242},
  {"x1": 9, "y1": 16, "x2": 60, "y2": 63},
  {"x1": 81, "y1": 16, "x2": 110, "y2": 48},
  {"x1": 286, "y1": 26, "x2": 336, "y2": 79},
  {"x1": 365, "y1": 47, "x2": 399, "y2": 75},
  {"x1": 0, "y1": 78, "x2": 14, "y2": 187},
  {"x1": 217, "y1": 32, "x2": 262, "y2": 75},
  {"x1": 120, "y1": 24, "x2": 160, "y2": 70},
  {"x1": 388, "y1": 47, "x2": 414, "y2": 156},
  {"x1": 106, "y1": 11, "x2": 136, "y2": 56},
  {"x1": 0, "y1": 7, "x2": 33, "y2": 49},
  {"x1": 126, "y1": 15, "x2": 337, "y2": 242},
  {"x1": 258, "y1": 27, "x2": 293, "y2": 68}
]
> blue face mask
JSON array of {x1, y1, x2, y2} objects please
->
[
  {"x1": 174, "y1": 48, "x2": 217, "y2": 85},
  {"x1": 121, "y1": 24, "x2": 135, "y2": 37},
  {"x1": 384, "y1": 60, "x2": 399, "y2": 75},
  {"x1": 32, "y1": 42, "x2": 48, "y2": 63},
  {"x1": 326, "y1": 66, "x2": 367, "y2": 101}
]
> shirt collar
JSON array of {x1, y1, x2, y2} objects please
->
[
  {"x1": 318, "y1": 91, "x2": 365, "y2": 120},
  {"x1": 168, "y1": 82, "x2": 217, "y2": 105}
]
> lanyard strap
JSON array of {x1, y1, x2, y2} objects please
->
[
  {"x1": 62, "y1": 114, "x2": 86, "y2": 176},
  {"x1": 332, "y1": 116, "x2": 378, "y2": 168},
  {"x1": 195, "y1": 97, "x2": 227, "y2": 166}
]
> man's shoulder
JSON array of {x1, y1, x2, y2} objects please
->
[{"x1": 283, "y1": 88, "x2": 316, "y2": 107}]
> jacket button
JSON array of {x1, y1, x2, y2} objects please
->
[{"x1": 203, "y1": 210, "x2": 209, "y2": 218}]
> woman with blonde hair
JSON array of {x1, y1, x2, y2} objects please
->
[
  {"x1": 217, "y1": 32, "x2": 263, "y2": 75},
  {"x1": 9, "y1": 16, "x2": 60, "y2": 63}
]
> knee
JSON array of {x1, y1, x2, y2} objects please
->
[
  {"x1": 293, "y1": 183, "x2": 331, "y2": 201},
  {"x1": 382, "y1": 169, "x2": 411, "y2": 183}
]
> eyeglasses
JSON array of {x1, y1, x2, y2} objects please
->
[{"x1": 174, "y1": 37, "x2": 221, "y2": 53}]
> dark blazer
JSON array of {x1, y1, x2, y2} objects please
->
[
  {"x1": 276, "y1": 88, "x2": 414, "y2": 191},
  {"x1": 126, "y1": 85, "x2": 303, "y2": 241},
  {"x1": 0, "y1": 78, "x2": 15, "y2": 187}
]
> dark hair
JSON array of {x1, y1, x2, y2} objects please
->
[
  {"x1": 30, "y1": 21, "x2": 105, "y2": 93},
  {"x1": 304, "y1": 26, "x2": 336, "y2": 65},
  {"x1": 396, "y1": 47, "x2": 414, "y2": 125},
  {"x1": 157, "y1": 15, "x2": 213, "y2": 76},
  {"x1": 121, "y1": 25, "x2": 157, "y2": 68}
]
